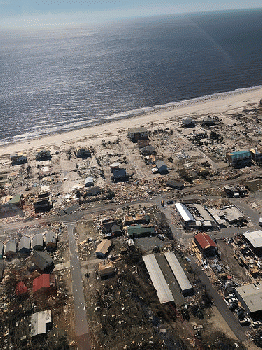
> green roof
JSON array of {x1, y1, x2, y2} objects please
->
[
  {"x1": 8, "y1": 194, "x2": 21, "y2": 205},
  {"x1": 127, "y1": 225, "x2": 155, "y2": 237},
  {"x1": 229, "y1": 151, "x2": 251, "y2": 160}
]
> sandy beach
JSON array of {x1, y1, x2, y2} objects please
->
[{"x1": 0, "y1": 86, "x2": 261, "y2": 157}]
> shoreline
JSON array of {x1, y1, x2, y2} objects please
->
[{"x1": 0, "y1": 85, "x2": 262, "y2": 157}]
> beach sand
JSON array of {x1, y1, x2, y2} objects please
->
[{"x1": 0, "y1": 87, "x2": 261, "y2": 157}]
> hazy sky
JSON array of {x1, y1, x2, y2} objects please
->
[{"x1": 1, "y1": 0, "x2": 261, "y2": 29}]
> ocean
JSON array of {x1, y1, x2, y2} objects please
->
[{"x1": 1, "y1": 9, "x2": 262, "y2": 145}]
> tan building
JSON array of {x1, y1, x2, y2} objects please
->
[{"x1": 95, "y1": 239, "x2": 112, "y2": 258}]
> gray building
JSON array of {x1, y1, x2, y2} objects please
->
[
  {"x1": 32, "y1": 233, "x2": 44, "y2": 251},
  {"x1": 5, "y1": 240, "x2": 17, "y2": 258},
  {"x1": 32, "y1": 251, "x2": 54, "y2": 272},
  {"x1": 236, "y1": 282, "x2": 262, "y2": 315},
  {"x1": 143, "y1": 254, "x2": 174, "y2": 304},
  {"x1": 18, "y1": 236, "x2": 31, "y2": 255},
  {"x1": 45, "y1": 231, "x2": 57, "y2": 251},
  {"x1": 164, "y1": 252, "x2": 193, "y2": 296}
]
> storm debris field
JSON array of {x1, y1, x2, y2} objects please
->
[{"x1": 1, "y1": 98, "x2": 262, "y2": 349}]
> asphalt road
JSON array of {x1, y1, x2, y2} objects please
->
[
  {"x1": 67, "y1": 223, "x2": 92, "y2": 350},
  {"x1": 190, "y1": 257, "x2": 248, "y2": 342}
]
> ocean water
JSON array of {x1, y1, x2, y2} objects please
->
[{"x1": 1, "y1": 9, "x2": 262, "y2": 145}]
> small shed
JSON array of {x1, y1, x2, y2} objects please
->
[
  {"x1": 95, "y1": 240, "x2": 112, "y2": 259},
  {"x1": 33, "y1": 274, "x2": 55, "y2": 293},
  {"x1": 32, "y1": 233, "x2": 44, "y2": 251},
  {"x1": 5, "y1": 240, "x2": 17, "y2": 258},
  {"x1": 111, "y1": 224, "x2": 122, "y2": 237},
  {"x1": 85, "y1": 177, "x2": 94, "y2": 187},
  {"x1": 32, "y1": 251, "x2": 54, "y2": 272},
  {"x1": 31, "y1": 310, "x2": 52, "y2": 337},
  {"x1": 18, "y1": 236, "x2": 31, "y2": 255}
]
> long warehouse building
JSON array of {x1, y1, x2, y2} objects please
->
[
  {"x1": 164, "y1": 252, "x2": 193, "y2": 296},
  {"x1": 175, "y1": 203, "x2": 195, "y2": 226},
  {"x1": 143, "y1": 254, "x2": 174, "y2": 304}
]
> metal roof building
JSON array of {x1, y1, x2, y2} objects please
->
[
  {"x1": 175, "y1": 203, "x2": 195, "y2": 225},
  {"x1": 31, "y1": 310, "x2": 52, "y2": 337},
  {"x1": 194, "y1": 232, "x2": 217, "y2": 257},
  {"x1": 142, "y1": 254, "x2": 174, "y2": 304},
  {"x1": 164, "y1": 252, "x2": 193, "y2": 296},
  {"x1": 126, "y1": 224, "x2": 155, "y2": 238},
  {"x1": 236, "y1": 282, "x2": 262, "y2": 314},
  {"x1": 193, "y1": 204, "x2": 215, "y2": 223}
]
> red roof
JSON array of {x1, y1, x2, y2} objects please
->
[
  {"x1": 16, "y1": 281, "x2": 28, "y2": 295},
  {"x1": 33, "y1": 274, "x2": 53, "y2": 292},
  {"x1": 195, "y1": 232, "x2": 216, "y2": 250}
]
